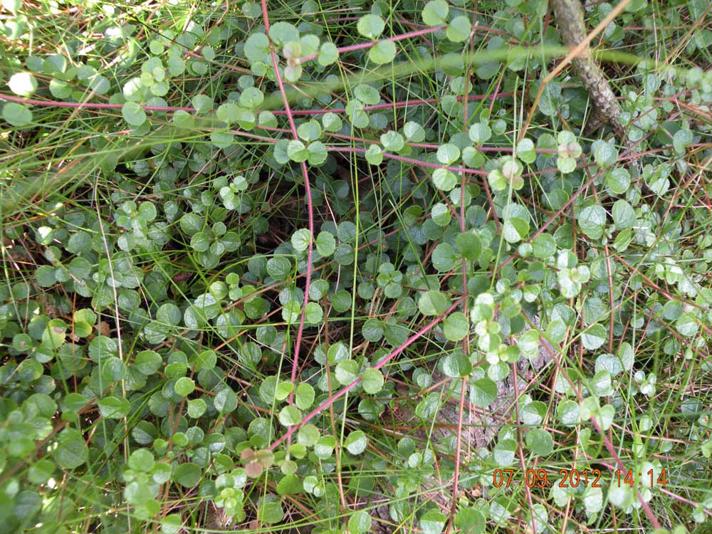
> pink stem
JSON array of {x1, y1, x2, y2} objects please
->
[
  {"x1": 450, "y1": 77, "x2": 473, "y2": 522},
  {"x1": 590, "y1": 417, "x2": 662, "y2": 529},
  {"x1": 269, "y1": 299, "x2": 462, "y2": 450},
  {"x1": 538, "y1": 334, "x2": 663, "y2": 529},
  {"x1": 1, "y1": 91, "x2": 511, "y2": 118},
  {"x1": 259, "y1": 0, "x2": 315, "y2": 403},
  {"x1": 0, "y1": 92, "x2": 193, "y2": 112},
  {"x1": 274, "y1": 93, "x2": 511, "y2": 116},
  {"x1": 299, "y1": 25, "x2": 445, "y2": 63}
]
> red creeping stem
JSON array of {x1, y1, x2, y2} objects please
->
[
  {"x1": 538, "y1": 338, "x2": 662, "y2": 529},
  {"x1": 259, "y1": 0, "x2": 315, "y2": 399},
  {"x1": 591, "y1": 417, "x2": 662, "y2": 529},
  {"x1": 0, "y1": 92, "x2": 509, "y2": 117},
  {"x1": 0, "y1": 92, "x2": 193, "y2": 112},
  {"x1": 298, "y1": 25, "x2": 445, "y2": 63},
  {"x1": 268, "y1": 299, "x2": 462, "y2": 450},
  {"x1": 274, "y1": 93, "x2": 511, "y2": 116}
]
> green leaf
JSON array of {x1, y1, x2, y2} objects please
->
[
  {"x1": 442, "y1": 351, "x2": 472, "y2": 377},
  {"x1": 369, "y1": 40, "x2": 397, "y2": 64},
  {"x1": 673, "y1": 128, "x2": 693, "y2": 154},
  {"x1": 316, "y1": 231, "x2": 336, "y2": 256},
  {"x1": 53, "y1": 428, "x2": 88, "y2": 469},
  {"x1": 418, "y1": 290, "x2": 451, "y2": 316},
  {"x1": 282, "y1": 300, "x2": 300, "y2": 324},
  {"x1": 348, "y1": 510, "x2": 372, "y2": 533},
  {"x1": 210, "y1": 131, "x2": 234, "y2": 148},
  {"x1": 581, "y1": 323, "x2": 607, "y2": 350},
  {"x1": 532, "y1": 233, "x2": 556, "y2": 259},
  {"x1": 244, "y1": 32, "x2": 270, "y2": 64},
  {"x1": 295, "y1": 382, "x2": 315, "y2": 410},
  {"x1": 287, "y1": 140, "x2": 308, "y2": 162},
  {"x1": 307, "y1": 141, "x2": 329, "y2": 165},
  {"x1": 403, "y1": 121, "x2": 425, "y2": 142},
  {"x1": 269, "y1": 22, "x2": 299, "y2": 46},
  {"x1": 297, "y1": 120, "x2": 322, "y2": 141},
  {"x1": 502, "y1": 216, "x2": 529, "y2": 243},
  {"x1": 612, "y1": 199, "x2": 635, "y2": 229},
  {"x1": 380, "y1": 130, "x2": 405, "y2": 152},
  {"x1": 431, "y1": 203, "x2": 451, "y2": 226},
  {"x1": 277, "y1": 474, "x2": 302, "y2": 495},
  {"x1": 122, "y1": 102, "x2": 147, "y2": 126},
  {"x1": 257, "y1": 496, "x2": 284, "y2": 524},
  {"x1": 557, "y1": 399, "x2": 579, "y2": 426},
  {"x1": 469, "y1": 122, "x2": 491, "y2": 144},
  {"x1": 42, "y1": 319, "x2": 66, "y2": 348},
  {"x1": 173, "y1": 462, "x2": 201, "y2": 487},
  {"x1": 315, "y1": 435, "x2": 336, "y2": 458},
  {"x1": 322, "y1": 112, "x2": 342, "y2": 131},
  {"x1": 216, "y1": 102, "x2": 240, "y2": 124},
  {"x1": 279, "y1": 405, "x2": 302, "y2": 426},
  {"x1": 521, "y1": 400, "x2": 546, "y2": 425},
  {"x1": 455, "y1": 231, "x2": 481, "y2": 261},
  {"x1": 557, "y1": 156, "x2": 576, "y2": 174},
  {"x1": 455, "y1": 507, "x2": 485, "y2": 534},
  {"x1": 591, "y1": 139, "x2": 618, "y2": 167},
  {"x1": 525, "y1": 428, "x2": 554, "y2": 455},
  {"x1": 98, "y1": 396, "x2": 130, "y2": 419},
  {"x1": 446, "y1": 16, "x2": 472, "y2": 42},
  {"x1": 443, "y1": 312, "x2": 469, "y2": 341},
  {"x1": 239, "y1": 87, "x2": 264, "y2": 108},
  {"x1": 298, "y1": 424, "x2": 320, "y2": 446},
  {"x1": 516, "y1": 138, "x2": 537, "y2": 164},
  {"x1": 361, "y1": 367, "x2": 384, "y2": 394},
  {"x1": 3, "y1": 102, "x2": 32, "y2": 126},
  {"x1": 134, "y1": 350, "x2": 163, "y2": 375},
  {"x1": 128, "y1": 449, "x2": 155, "y2": 472},
  {"x1": 471, "y1": 377, "x2": 497, "y2": 407},
  {"x1": 357, "y1": 14, "x2": 385, "y2": 39},
  {"x1": 267, "y1": 256, "x2": 292, "y2": 280},
  {"x1": 354, "y1": 84, "x2": 380, "y2": 105},
  {"x1": 437, "y1": 143, "x2": 460, "y2": 165},
  {"x1": 420, "y1": 509, "x2": 447, "y2": 534},
  {"x1": 214, "y1": 387, "x2": 237, "y2": 414},
  {"x1": 608, "y1": 484, "x2": 634, "y2": 510},
  {"x1": 291, "y1": 228, "x2": 312, "y2": 252},
  {"x1": 675, "y1": 312, "x2": 698, "y2": 337},
  {"x1": 432, "y1": 168, "x2": 457, "y2": 191},
  {"x1": 318, "y1": 42, "x2": 338, "y2": 65},
  {"x1": 194, "y1": 349, "x2": 217, "y2": 371},
  {"x1": 362, "y1": 319, "x2": 384, "y2": 342},
  {"x1": 335, "y1": 359, "x2": 359, "y2": 385},
  {"x1": 344, "y1": 430, "x2": 368, "y2": 455},
  {"x1": 174, "y1": 377, "x2": 195, "y2": 397},
  {"x1": 365, "y1": 144, "x2": 383, "y2": 165},
  {"x1": 161, "y1": 515, "x2": 183, "y2": 534},
  {"x1": 191, "y1": 94, "x2": 213, "y2": 114},
  {"x1": 187, "y1": 398, "x2": 207, "y2": 418},
  {"x1": 577, "y1": 205, "x2": 607, "y2": 240},
  {"x1": 8, "y1": 71, "x2": 38, "y2": 96},
  {"x1": 422, "y1": 0, "x2": 449, "y2": 26},
  {"x1": 432, "y1": 242, "x2": 457, "y2": 271},
  {"x1": 605, "y1": 167, "x2": 631, "y2": 195},
  {"x1": 517, "y1": 329, "x2": 540, "y2": 359},
  {"x1": 493, "y1": 439, "x2": 516, "y2": 466},
  {"x1": 305, "y1": 302, "x2": 323, "y2": 324}
]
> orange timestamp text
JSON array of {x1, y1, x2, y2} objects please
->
[{"x1": 491, "y1": 467, "x2": 669, "y2": 489}]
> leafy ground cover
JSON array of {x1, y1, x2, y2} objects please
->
[{"x1": 1, "y1": 0, "x2": 712, "y2": 532}]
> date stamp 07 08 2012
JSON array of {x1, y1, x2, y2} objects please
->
[{"x1": 491, "y1": 467, "x2": 669, "y2": 490}]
